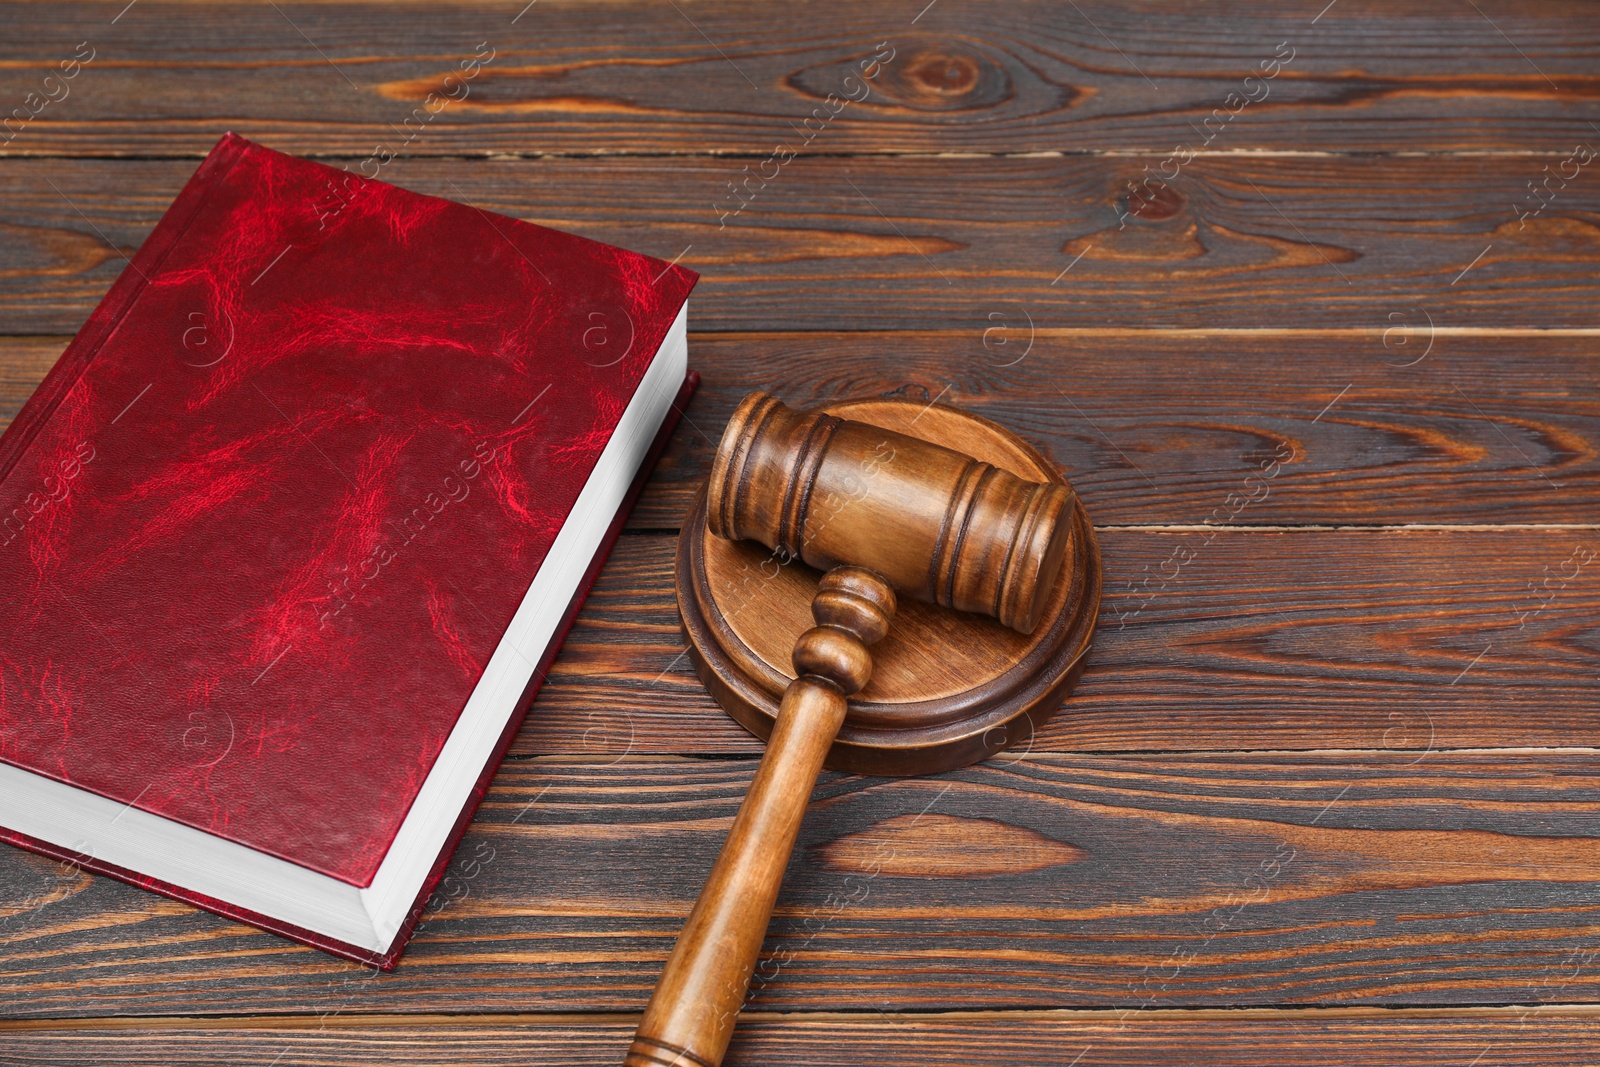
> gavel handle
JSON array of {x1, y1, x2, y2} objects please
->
[
  {"x1": 624, "y1": 566, "x2": 895, "y2": 1067},
  {"x1": 623, "y1": 677, "x2": 846, "y2": 1067}
]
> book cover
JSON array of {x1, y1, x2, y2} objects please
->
[{"x1": 0, "y1": 133, "x2": 697, "y2": 966}]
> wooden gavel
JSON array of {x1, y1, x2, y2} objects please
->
[{"x1": 624, "y1": 393, "x2": 1073, "y2": 1067}]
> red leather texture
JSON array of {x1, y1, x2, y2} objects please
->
[
  {"x1": 0, "y1": 134, "x2": 698, "y2": 889},
  {"x1": 0, "y1": 369, "x2": 697, "y2": 967}
]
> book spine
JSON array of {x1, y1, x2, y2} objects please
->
[{"x1": 0, "y1": 132, "x2": 251, "y2": 489}]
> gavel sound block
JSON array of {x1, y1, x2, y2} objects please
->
[{"x1": 624, "y1": 393, "x2": 1099, "y2": 1067}]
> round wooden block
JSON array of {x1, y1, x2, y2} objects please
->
[{"x1": 677, "y1": 397, "x2": 1101, "y2": 776}]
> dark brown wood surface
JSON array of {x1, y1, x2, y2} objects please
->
[
  {"x1": 3, "y1": 753, "x2": 1600, "y2": 1018},
  {"x1": 3, "y1": 1009, "x2": 1600, "y2": 1066},
  {"x1": 2, "y1": 155, "x2": 1599, "y2": 333},
  {"x1": 8, "y1": 332, "x2": 1600, "y2": 528},
  {"x1": 0, "y1": 0, "x2": 1596, "y2": 157},
  {"x1": 0, "y1": 0, "x2": 1596, "y2": 1062},
  {"x1": 528, "y1": 528, "x2": 1600, "y2": 755}
]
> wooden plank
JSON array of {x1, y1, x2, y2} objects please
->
[
  {"x1": 1, "y1": 752, "x2": 1599, "y2": 1016},
  {"x1": 9, "y1": 330, "x2": 1599, "y2": 528},
  {"x1": 1, "y1": 1, "x2": 1598, "y2": 157},
  {"x1": 0, "y1": 337, "x2": 56, "y2": 434},
  {"x1": 1, "y1": 155, "x2": 1598, "y2": 334},
  {"x1": 523, "y1": 528, "x2": 1598, "y2": 755},
  {"x1": 637, "y1": 330, "x2": 1600, "y2": 529},
  {"x1": 3, "y1": 1008, "x2": 1600, "y2": 1065},
  {"x1": 5, "y1": 337, "x2": 1595, "y2": 750}
]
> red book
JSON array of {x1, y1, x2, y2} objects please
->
[{"x1": 0, "y1": 134, "x2": 696, "y2": 967}]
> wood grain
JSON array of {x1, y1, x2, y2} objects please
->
[
  {"x1": 0, "y1": 0, "x2": 1595, "y2": 1047},
  {"x1": 521, "y1": 527, "x2": 1599, "y2": 755},
  {"x1": 1, "y1": 753, "x2": 1600, "y2": 1017},
  {"x1": 1, "y1": 1, "x2": 1597, "y2": 157},
  {"x1": 1, "y1": 155, "x2": 1598, "y2": 334},
  {"x1": 6, "y1": 331, "x2": 1600, "y2": 528},
  {"x1": 637, "y1": 331, "x2": 1600, "y2": 529},
  {"x1": 0, "y1": 338, "x2": 56, "y2": 432},
  {"x1": 3, "y1": 1008, "x2": 1599, "y2": 1066}
]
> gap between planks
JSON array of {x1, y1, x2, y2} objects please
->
[
  {"x1": 8, "y1": 1004, "x2": 1600, "y2": 1033},
  {"x1": 500, "y1": 746, "x2": 1600, "y2": 762},
  {"x1": 4, "y1": 149, "x2": 1598, "y2": 163},
  {"x1": 8, "y1": 328, "x2": 1600, "y2": 342}
]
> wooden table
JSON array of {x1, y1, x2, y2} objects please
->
[{"x1": 2, "y1": 2, "x2": 1598, "y2": 1062}]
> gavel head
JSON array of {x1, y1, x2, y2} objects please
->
[{"x1": 707, "y1": 392, "x2": 1073, "y2": 635}]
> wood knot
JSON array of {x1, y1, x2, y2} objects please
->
[
  {"x1": 863, "y1": 41, "x2": 1013, "y2": 113},
  {"x1": 1126, "y1": 181, "x2": 1185, "y2": 222},
  {"x1": 817, "y1": 814, "x2": 1089, "y2": 879},
  {"x1": 909, "y1": 52, "x2": 979, "y2": 95}
]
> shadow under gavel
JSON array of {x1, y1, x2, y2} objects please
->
[{"x1": 624, "y1": 393, "x2": 1073, "y2": 1067}]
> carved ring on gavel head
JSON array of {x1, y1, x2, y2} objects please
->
[{"x1": 625, "y1": 392, "x2": 1099, "y2": 1067}]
